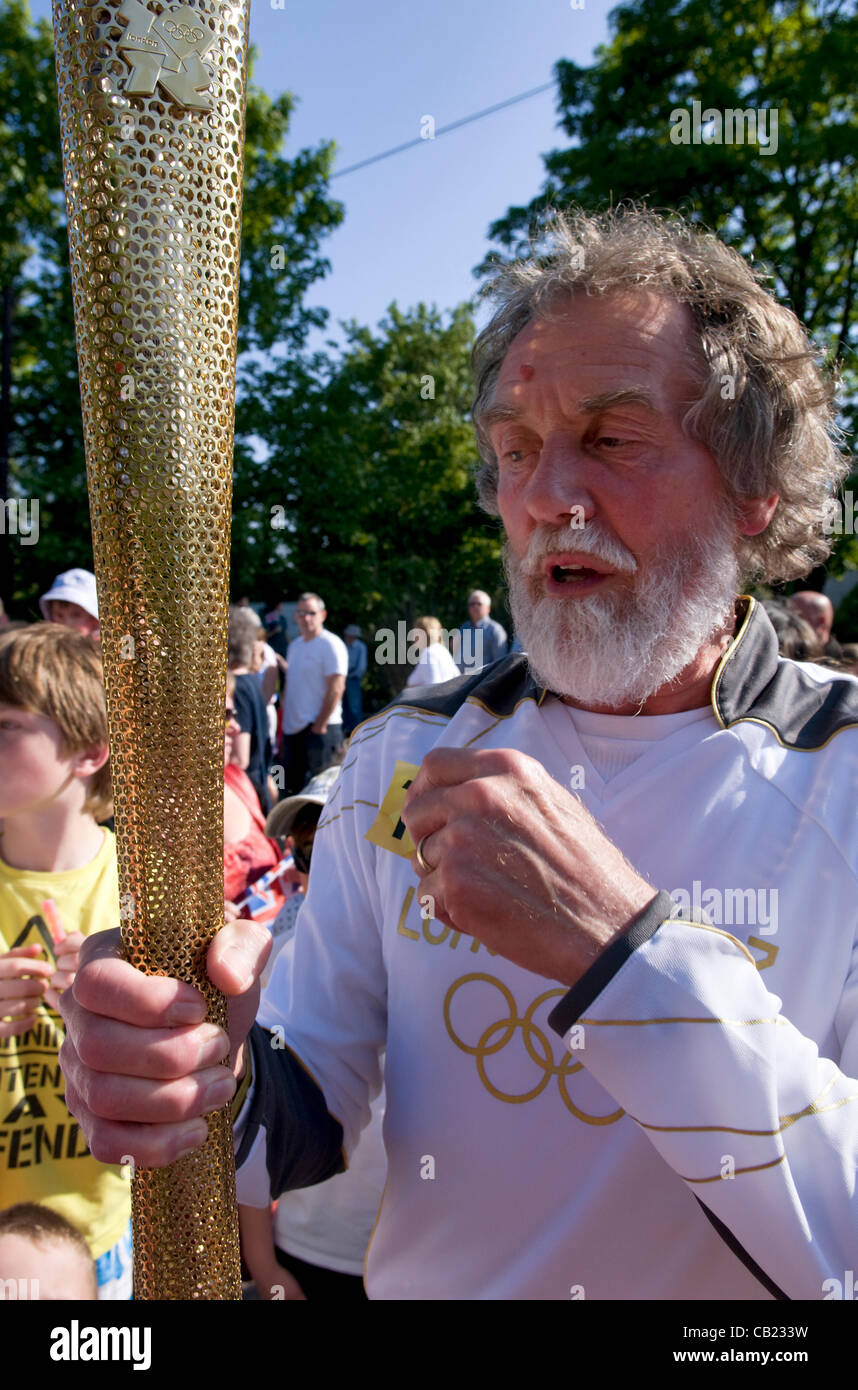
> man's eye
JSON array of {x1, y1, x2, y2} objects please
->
[{"x1": 595, "y1": 436, "x2": 627, "y2": 449}]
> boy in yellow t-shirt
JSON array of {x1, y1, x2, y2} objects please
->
[{"x1": 0, "y1": 623, "x2": 131, "y2": 1297}]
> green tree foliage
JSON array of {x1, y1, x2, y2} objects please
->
[
  {"x1": 0, "y1": 0, "x2": 343, "y2": 614},
  {"x1": 0, "y1": 0, "x2": 71, "y2": 605},
  {"x1": 0, "y1": 0, "x2": 62, "y2": 292},
  {"x1": 482, "y1": 0, "x2": 858, "y2": 579},
  {"x1": 233, "y1": 303, "x2": 505, "y2": 702}
]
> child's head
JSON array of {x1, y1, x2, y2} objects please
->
[
  {"x1": 0, "y1": 1203, "x2": 97, "y2": 1300},
  {"x1": 39, "y1": 568, "x2": 100, "y2": 641},
  {"x1": 265, "y1": 764, "x2": 341, "y2": 880},
  {"x1": 288, "y1": 801, "x2": 323, "y2": 875},
  {"x1": 0, "y1": 624, "x2": 111, "y2": 823}
]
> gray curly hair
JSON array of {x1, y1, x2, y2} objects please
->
[{"x1": 472, "y1": 207, "x2": 849, "y2": 584}]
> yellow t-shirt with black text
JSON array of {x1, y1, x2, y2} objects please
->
[{"x1": 0, "y1": 829, "x2": 130, "y2": 1258}]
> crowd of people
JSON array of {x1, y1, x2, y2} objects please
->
[{"x1": 2, "y1": 205, "x2": 858, "y2": 1303}]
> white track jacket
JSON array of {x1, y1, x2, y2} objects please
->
[{"x1": 236, "y1": 597, "x2": 858, "y2": 1300}]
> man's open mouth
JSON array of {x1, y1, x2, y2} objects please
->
[
  {"x1": 551, "y1": 564, "x2": 603, "y2": 583},
  {"x1": 541, "y1": 555, "x2": 616, "y2": 592}
]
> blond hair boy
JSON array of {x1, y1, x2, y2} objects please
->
[{"x1": 0, "y1": 624, "x2": 131, "y2": 1297}]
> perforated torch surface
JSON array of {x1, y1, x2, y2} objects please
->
[{"x1": 53, "y1": 0, "x2": 249, "y2": 1298}]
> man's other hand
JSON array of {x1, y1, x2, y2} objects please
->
[{"x1": 403, "y1": 747, "x2": 655, "y2": 987}]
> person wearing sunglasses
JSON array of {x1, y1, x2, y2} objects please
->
[
  {"x1": 278, "y1": 595, "x2": 348, "y2": 797},
  {"x1": 455, "y1": 589, "x2": 507, "y2": 674}
]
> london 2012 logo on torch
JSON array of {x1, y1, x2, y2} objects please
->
[{"x1": 115, "y1": 0, "x2": 215, "y2": 110}]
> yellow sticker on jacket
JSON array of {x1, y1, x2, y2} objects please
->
[{"x1": 364, "y1": 759, "x2": 420, "y2": 858}]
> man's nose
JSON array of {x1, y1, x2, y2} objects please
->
[{"x1": 522, "y1": 435, "x2": 597, "y2": 527}]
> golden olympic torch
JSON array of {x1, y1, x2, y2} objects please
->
[{"x1": 52, "y1": 0, "x2": 250, "y2": 1298}]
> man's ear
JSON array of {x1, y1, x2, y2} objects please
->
[
  {"x1": 72, "y1": 743, "x2": 110, "y2": 780},
  {"x1": 736, "y1": 492, "x2": 779, "y2": 537}
]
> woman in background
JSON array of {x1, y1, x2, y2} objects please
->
[{"x1": 405, "y1": 616, "x2": 459, "y2": 688}]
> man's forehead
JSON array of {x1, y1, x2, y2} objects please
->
[
  {"x1": 494, "y1": 292, "x2": 698, "y2": 398},
  {"x1": 482, "y1": 385, "x2": 662, "y2": 430}
]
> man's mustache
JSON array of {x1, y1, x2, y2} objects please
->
[{"x1": 514, "y1": 524, "x2": 638, "y2": 577}]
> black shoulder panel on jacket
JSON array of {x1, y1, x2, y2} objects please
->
[
  {"x1": 372, "y1": 599, "x2": 858, "y2": 749},
  {"x1": 236, "y1": 1023, "x2": 346, "y2": 1199},
  {"x1": 714, "y1": 597, "x2": 858, "y2": 750},
  {"x1": 386, "y1": 652, "x2": 542, "y2": 720}
]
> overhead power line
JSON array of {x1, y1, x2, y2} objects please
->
[{"x1": 330, "y1": 80, "x2": 556, "y2": 182}]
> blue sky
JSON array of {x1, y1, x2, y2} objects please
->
[{"x1": 31, "y1": 0, "x2": 613, "y2": 341}]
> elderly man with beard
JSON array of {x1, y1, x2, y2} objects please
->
[{"x1": 58, "y1": 209, "x2": 858, "y2": 1301}]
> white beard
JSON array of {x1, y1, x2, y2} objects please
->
[{"x1": 504, "y1": 512, "x2": 740, "y2": 709}]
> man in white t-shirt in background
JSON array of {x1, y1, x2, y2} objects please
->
[{"x1": 278, "y1": 593, "x2": 348, "y2": 796}]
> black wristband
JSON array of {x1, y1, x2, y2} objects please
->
[{"x1": 547, "y1": 889, "x2": 677, "y2": 1038}]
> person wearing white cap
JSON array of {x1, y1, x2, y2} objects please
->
[{"x1": 39, "y1": 570, "x2": 100, "y2": 642}]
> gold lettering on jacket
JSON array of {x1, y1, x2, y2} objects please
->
[{"x1": 395, "y1": 886, "x2": 496, "y2": 955}]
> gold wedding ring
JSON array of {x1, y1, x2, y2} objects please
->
[{"x1": 416, "y1": 834, "x2": 433, "y2": 872}]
